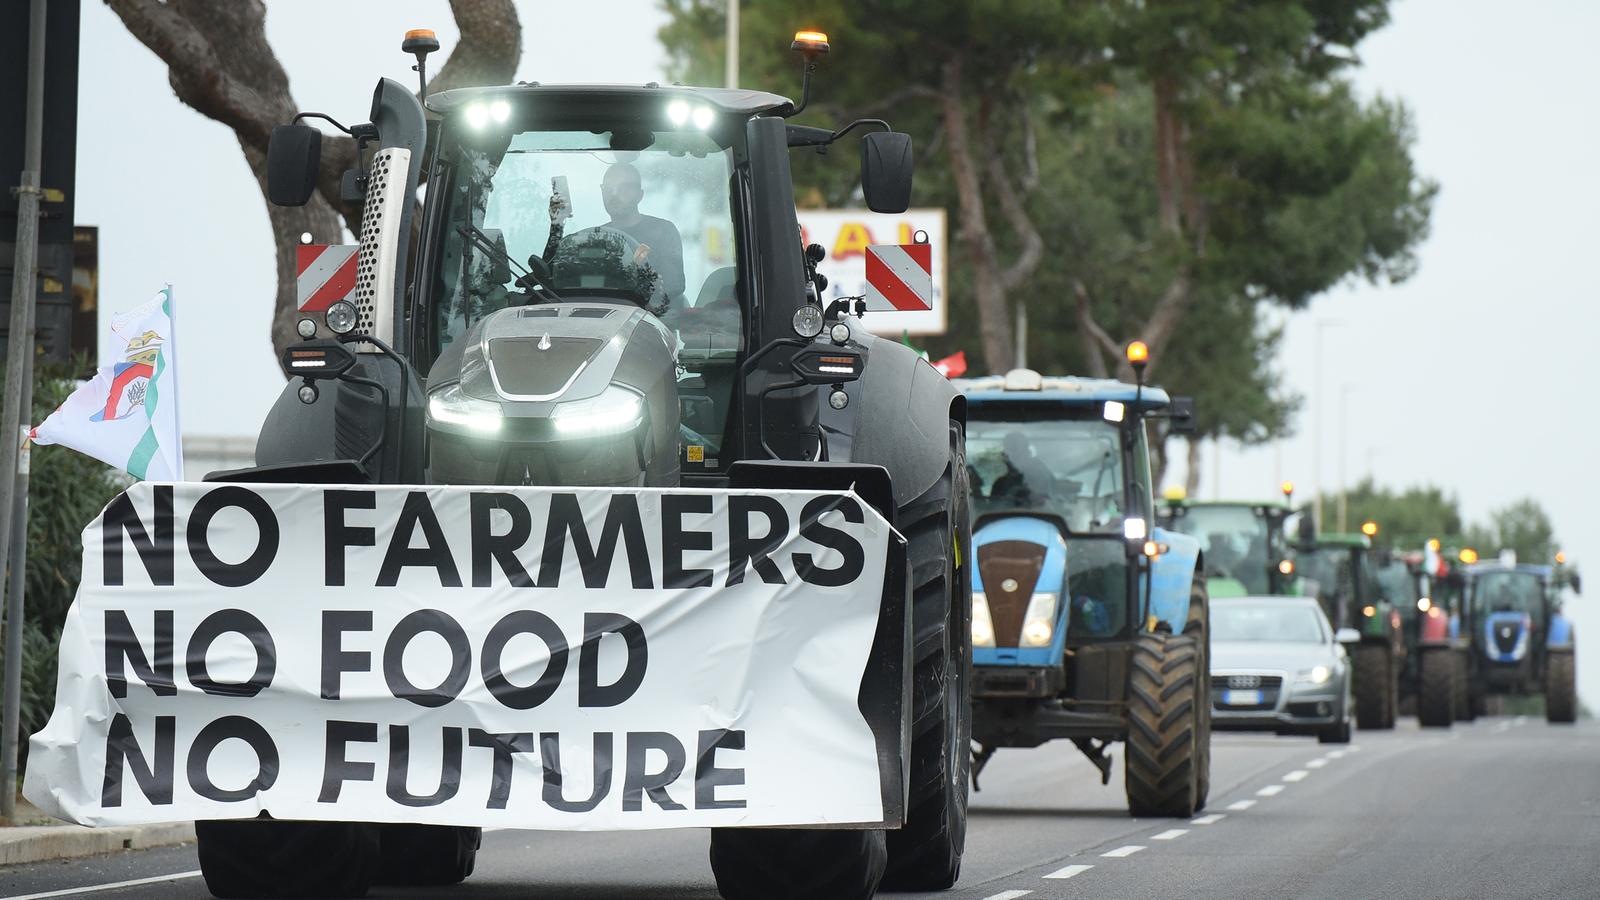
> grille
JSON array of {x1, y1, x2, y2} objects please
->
[
  {"x1": 1493, "y1": 623, "x2": 1522, "y2": 654},
  {"x1": 1211, "y1": 674, "x2": 1282, "y2": 710},
  {"x1": 977, "y1": 540, "x2": 1045, "y2": 648},
  {"x1": 568, "y1": 307, "x2": 615, "y2": 319},
  {"x1": 488, "y1": 336, "x2": 602, "y2": 397}
]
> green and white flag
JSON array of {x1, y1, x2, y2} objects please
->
[{"x1": 31, "y1": 287, "x2": 184, "y2": 480}]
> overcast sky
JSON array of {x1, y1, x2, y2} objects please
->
[{"x1": 78, "y1": 1, "x2": 1600, "y2": 703}]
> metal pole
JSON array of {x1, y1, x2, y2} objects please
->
[
  {"x1": 724, "y1": 0, "x2": 739, "y2": 88},
  {"x1": 0, "y1": 0, "x2": 47, "y2": 819},
  {"x1": 1312, "y1": 324, "x2": 1323, "y2": 532},
  {"x1": 1014, "y1": 303, "x2": 1027, "y2": 369},
  {"x1": 1337, "y1": 383, "x2": 1355, "y2": 534},
  {"x1": 1211, "y1": 436, "x2": 1221, "y2": 500}
]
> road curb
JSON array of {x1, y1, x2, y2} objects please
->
[{"x1": 0, "y1": 821, "x2": 195, "y2": 866}]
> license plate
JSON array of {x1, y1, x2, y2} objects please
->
[{"x1": 1223, "y1": 689, "x2": 1264, "y2": 706}]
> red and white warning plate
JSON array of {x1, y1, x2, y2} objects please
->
[
  {"x1": 796, "y1": 208, "x2": 947, "y2": 336},
  {"x1": 296, "y1": 244, "x2": 358, "y2": 313},
  {"x1": 865, "y1": 243, "x2": 933, "y2": 313}
]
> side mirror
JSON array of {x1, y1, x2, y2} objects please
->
[
  {"x1": 1168, "y1": 396, "x2": 1197, "y2": 434},
  {"x1": 1335, "y1": 627, "x2": 1361, "y2": 644},
  {"x1": 267, "y1": 123, "x2": 322, "y2": 206},
  {"x1": 861, "y1": 131, "x2": 913, "y2": 213},
  {"x1": 1297, "y1": 514, "x2": 1317, "y2": 546}
]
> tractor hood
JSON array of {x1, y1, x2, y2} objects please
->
[{"x1": 425, "y1": 303, "x2": 681, "y2": 487}]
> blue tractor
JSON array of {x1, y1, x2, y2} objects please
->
[
  {"x1": 1463, "y1": 557, "x2": 1579, "y2": 722},
  {"x1": 956, "y1": 349, "x2": 1211, "y2": 817}
]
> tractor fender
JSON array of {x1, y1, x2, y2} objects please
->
[
  {"x1": 1548, "y1": 613, "x2": 1576, "y2": 649},
  {"x1": 1418, "y1": 609, "x2": 1452, "y2": 645},
  {"x1": 841, "y1": 332, "x2": 963, "y2": 508},
  {"x1": 1148, "y1": 527, "x2": 1201, "y2": 633}
]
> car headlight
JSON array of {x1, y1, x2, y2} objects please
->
[
  {"x1": 1296, "y1": 665, "x2": 1332, "y2": 685},
  {"x1": 552, "y1": 385, "x2": 644, "y2": 437},
  {"x1": 427, "y1": 382, "x2": 503, "y2": 434},
  {"x1": 1020, "y1": 593, "x2": 1057, "y2": 647},
  {"x1": 972, "y1": 592, "x2": 995, "y2": 648}
]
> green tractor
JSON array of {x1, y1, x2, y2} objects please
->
[
  {"x1": 1158, "y1": 482, "x2": 1306, "y2": 598},
  {"x1": 1293, "y1": 526, "x2": 1405, "y2": 729},
  {"x1": 1371, "y1": 543, "x2": 1472, "y2": 726}
]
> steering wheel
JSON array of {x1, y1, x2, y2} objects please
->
[{"x1": 549, "y1": 225, "x2": 662, "y2": 310}]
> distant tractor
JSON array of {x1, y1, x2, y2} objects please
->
[
  {"x1": 1159, "y1": 482, "x2": 1306, "y2": 598},
  {"x1": 1293, "y1": 527, "x2": 1405, "y2": 730},
  {"x1": 1373, "y1": 542, "x2": 1471, "y2": 727},
  {"x1": 956, "y1": 346, "x2": 1212, "y2": 818},
  {"x1": 1462, "y1": 557, "x2": 1579, "y2": 723}
]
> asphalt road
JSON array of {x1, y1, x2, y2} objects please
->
[{"x1": 5, "y1": 717, "x2": 1598, "y2": 900}]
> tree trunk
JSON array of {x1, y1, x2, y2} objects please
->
[
  {"x1": 939, "y1": 56, "x2": 1014, "y2": 373},
  {"x1": 1151, "y1": 431, "x2": 1169, "y2": 491},
  {"x1": 108, "y1": 0, "x2": 522, "y2": 359}
]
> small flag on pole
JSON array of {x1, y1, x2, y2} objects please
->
[{"x1": 30, "y1": 288, "x2": 184, "y2": 480}]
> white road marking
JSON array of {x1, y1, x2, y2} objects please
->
[
  {"x1": 1043, "y1": 864, "x2": 1095, "y2": 880},
  {"x1": 1151, "y1": 828, "x2": 1189, "y2": 840},
  {"x1": 1102, "y1": 845, "x2": 1146, "y2": 858},
  {"x1": 1306, "y1": 758, "x2": 1329, "y2": 768},
  {"x1": 1514, "y1": 715, "x2": 1529, "y2": 726},
  {"x1": 1347, "y1": 745, "x2": 1362, "y2": 751},
  {"x1": 6, "y1": 871, "x2": 204, "y2": 900},
  {"x1": 1228, "y1": 799, "x2": 1257, "y2": 810},
  {"x1": 982, "y1": 891, "x2": 1036, "y2": 899},
  {"x1": 1326, "y1": 750, "x2": 1347, "y2": 759},
  {"x1": 1257, "y1": 784, "x2": 1286, "y2": 797},
  {"x1": 1191, "y1": 813, "x2": 1226, "y2": 825},
  {"x1": 1283, "y1": 769, "x2": 1310, "y2": 782}
]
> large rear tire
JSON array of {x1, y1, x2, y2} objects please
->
[
  {"x1": 374, "y1": 824, "x2": 481, "y2": 886},
  {"x1": 710, "y1": 830, "x2": 886, "y2": 900},
  {"x1": 1453, "y1": 649, "x2": 1475, "y2": 722},
  {"x1": 196, "y1": 819, "x2": 378, "y2": 899},
  {"x1": 1545, "y1": 649, "x2": 1577, "y2": 724},
  {"x1": 1417, "y1": 649, "x2": 1455, "y2": 727},
  {"x1": 1353, "y1": 644, "x2": 1396, "y2": 730},
  {"x1": 881, "y1": 425, "x2": 971, "y2": 890},
  {"x1": 1182, "y1": 580, "x2": 1211, "y2": 811},
  {"x1": 1126, "y1": 631, "x2": 1202, "y2": 818}
]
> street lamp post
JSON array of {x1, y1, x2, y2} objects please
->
[
  {"x1": 725, "y1": 0, "x2": 739, "y2": 88},
  {"x1": 1337, "y1": 383, "x2": 1363, "y2": 533},
  {"x1": 1312, "y1": 319, "x2": 1345, "y2": 532}
]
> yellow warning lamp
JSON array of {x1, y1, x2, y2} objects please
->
[
  {"x1": 1278, "y1": 559, "x2": 1295, "y2": 576},
  {"x1": 1361, "y1": 520, "x2": 1379, "y2": 538},
  {"x1": 1143, "y1": 541, "x2": 1160, "y2": 558},
  {"x1": 1556, "y1": 551, "x2": 1567, "y2": 565},
  {"x1": 1459, "y1": 547, "x2": 1479, "y2": 564},
  {"x1": 1427, "y1": 538, "x2": 1441, "y2": 552},
  {"x1": 791, "y1": 30, "x2": 831, "y2": 59},
  {"x1": 1125, "y1": 340, "x2": 1150, "y2": 370},
  {"x1": 1281, "y1": 480, "x2": 1295, "y2": 499},
  {"x1": 1361, "y1": 605, "x2": 1377, "y2": 618},
  {"x1": 402, "y1": 29, "x2": 442, "y2": 99},
  {"x1": 1164, "y1": 485, "x2": 1187, "y2": 502}
]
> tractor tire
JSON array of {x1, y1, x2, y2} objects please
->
[
  {"x1": 1182, "y1": 579, "x2": 1212, "y2": 812},
  {"x1": 374, "y1": 824, "x2": 481, "y2": 886},
  {"x1": 1353, "y1": 644, "x2": 1397, "y2": 730},
  {"x1": 1453, "y1": 650, "x2": 1475, "y2": 722},
  {"x1": 196, "y1": 819, "x2": 378, "y2": 899},
  {"x1": 711, "y1": 830, "x2": 886, "y2": 900},
  {"x1": 881, "y1": 424, "x2": 971, "y2": 890},
  {"x1": 1125, "y1": 631, "x2": 1203, "y2": 818},
  {"x1": 1417, "y1": 649, "x2": 1456, "y2": 727},
  {"x1": 1545, "y1": 650, "x2": 1577, "y2": 724}
]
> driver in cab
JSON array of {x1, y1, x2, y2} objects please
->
[{"x1": 546, "y1": 163, "x2": 686, "y2": 308}]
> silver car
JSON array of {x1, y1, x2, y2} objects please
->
[{"x1": 1210, "y1": 596, "x2": 1356, "y2": 743}]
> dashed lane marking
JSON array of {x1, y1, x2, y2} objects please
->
[
  {"x1": 1306, "y1": 758, "x2": 1329, "y2": 768},
  {"x1": 6, "y1": 871, "x2": 204, "y2": 900},
  {"x1": 1257, "y1": 784, "x2": 1286, "y2": 797},
  {"x1": 1283, "y1": 770, "x2": 1309, "y2": 782},
  {"x1": 1102, "y1": 845, "x2": 1146, "y2": 858},
  {"x1": 1191, "y1": 813, "x2": 1226, "y2": 825},
  {"x1": 1043, "y1": 864, "x2": 1095, "y2": 880},
  {"x1": 1151, "y1": 829, "x2": 1189, "y2": 840},
  {"x1": 1228, "y1": 799, "x2": 1257, "y2": 811},
  {"x1": 1326, "y1": 750, "x2": 1347, "y2": 759},
  {"x1": 982, "y1": 891, "x2": 1035, "y2": 899}
]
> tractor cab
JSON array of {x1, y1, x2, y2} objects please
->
[
  {"x1": 1159, "y1": 488, "x2": 1302, "y2": 597},
  {"x1": 1293, "y1": 530, "x2": 1406, "y2": 728}
]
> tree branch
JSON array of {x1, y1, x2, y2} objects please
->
[
  {"x1": 1073, "y1": 280, "x2": 1121, "y2": 366},
  {"x1": 982, "y1": 124, "x2": 1044, "y2": 292},
  {"x1": 426, "y1": 0, "x2": 523, "y2": 95}
]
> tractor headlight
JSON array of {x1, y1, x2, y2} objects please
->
[
  {"x1": 972, "y1": 592, "x2": 995, "y2": 648},
  {"x1": 552, "y1": 385, "x2": 644, "y2": 437},
  {"x1": 427, "y1": 382, "x2": 503, "y2": 434},
  {"x1": 1297, "y1": 665, "x2": 1332, "y2": 685},
  {"x1": 1124, "y1": 517, "x2": 1148, "y2": 541},
  {"x1": 1020, "y1": 592, "x2": 1058, "y2": 647}
]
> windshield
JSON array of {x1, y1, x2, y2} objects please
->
[
  {"x1": 429, "y1": 120, "x2": 744, "y2": 464},
  {"x1": 967, "y1": 411, "x2": 1126, "y2": 534},
  {"x1": 1472, "y1": 571, "x2": 1545, "y2": 622},
  {"x1": 1167, "y1": 505, "x2": 1277, "y2": 594},
  {"x1": 1374, "y1": 561, "x2": 1420, "y2": 618},
  {"x1": 1213, "y1": 603, "x2": 1328, "y2": 643}
]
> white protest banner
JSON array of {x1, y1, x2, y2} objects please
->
[
  {"x1": 797, "y1": 208, "x2": 948, "y2": 336},
  {"x1": 25, "y1": 482, "x2": 896, "y2": 831}
]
